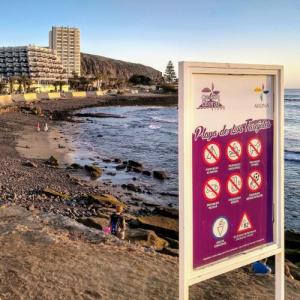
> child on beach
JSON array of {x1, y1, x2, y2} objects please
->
[{"x1": 109, "y1": 206, "x2": 126, "y2": 240}]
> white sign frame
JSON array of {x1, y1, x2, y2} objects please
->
[{"x1": 179, "y1": 62, "x2": 284, "y2": 300}]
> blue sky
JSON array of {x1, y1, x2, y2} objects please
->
[{"x1": 0, "y1": 0, "x2": 299, "y2": 87}]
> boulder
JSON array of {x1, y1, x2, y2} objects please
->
[
  {"x1": 164, "y1": 237, "x2": 179, "y2": 249},
  {"x1": 131, "y1": 166, "x2": 143, "y2": 173},
  {"x1": 127, "y1": 160, "x2": 143, "y2": 168},
  {"x1": 158, "y1": 248, "x2": 179, "y2": 257},
  {"x1": 116, "y1": 164, "x2": 126, "y2": 170},
  {"x1": 69, "y1": 163, "x2": 82, "y2": 169},
  {"x1": 126, "y1": 228, "x2": 149, "y2": 241},
  {"x1": 43, "y1": 188, "x2": 70, "y2": 200},
  {"x1": 153, "y1": 207, "x2": 179, "y2": 219},
  {"x1": 285, "y1": 248, "x2": 300, "y2": 264},
  {"x1": 153, "y1": 170, "x2": 169, "y2": 180},
  {"x1": 84, "y1": 165, "x2": 102, "y2": 178},
  {"x1": 126, "y1": 228, "x2": 168, "y2": 251},
  {"x1": 102, "y1": 158, "x2": 112, "y2": 163},
  {"x1": 121, "y1": 184, "x2": 142, "y2": 193},
  {"x1": 78, "y1": 217, "x2": 109, "y2": 231},
  {"x1": 285, "y1": 230, "x2": 300, "y2": 250},
  {"x1": 23, "y1": 160, "x2": 37, "y2": 168},
  {"x1": 146, "y1": 231, "x2": 169, "y2": 251},
  {"x1": 88, "y1": 194, "x2": 124, "y2": 208},
  {"x1": 285, "y1": 260, "x2": 300, "y2": 280},
  {"x1": 142, "y1": 170, "x2": 151, "y2": 176},
  {"x1": 136, "y1": 215, "x2": 178, "y2": 239},
  {"x1": 46, "y1": 156, "x2": 59, "y2": 166}
]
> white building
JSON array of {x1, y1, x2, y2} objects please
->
[
  {"x1": 0, "y1": 45, "x2": 67, "y2": 83},
  {"x1": 49, "y1": 26, "x2": 81, "y2": 78}
]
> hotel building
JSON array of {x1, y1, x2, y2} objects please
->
[
  {"x1": 0, "y1": 45, "x2": 67, "y2": 83},
  {"x1": 49, "y1": 26, "x2": 81, "y2": 78}
]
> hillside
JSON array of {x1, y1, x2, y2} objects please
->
[{"x1": 81, "y1": 53, "x2": 162, "y2": 81}]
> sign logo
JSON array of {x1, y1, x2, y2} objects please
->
[
  {"x1": 212, "y1": 217, "x2": 229, "y2": 238},
  {"x1": 247, "y1": 170, "x2": 262, "y2": 192},
  {"x1": 203, "y1": 142, "x2": 221, "y2": 166},
  {"x1": 237, "y1": 213, "x2": 253, "y2": 233},
  {"x1": 226, "y1": 140, "x2": 242, "y2": 162},
  {"x1": 197, "y1": 83, "x2": 225, "y2": 110},
  {"x1": 247, "y1": 138, "x2": 262, "y2": 159},
  {"x1": 227, "y1": 174, "x2": 243, "y2": 196},
  {"x1": 254, "y1": 84, "x2": 269, "y2": 102},
  {"x1": 203, "y1": 178, "x2": 221, "y2": 201}
]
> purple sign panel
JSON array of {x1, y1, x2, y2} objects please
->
[{"x1": 192, "y1": 79, "x2": 274, "y2": 268}]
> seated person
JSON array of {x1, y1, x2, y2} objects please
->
[{"x1": 252, "y1": 259, "x2": 272, "y2": 275}]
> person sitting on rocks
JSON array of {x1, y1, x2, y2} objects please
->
[
  {"x1": 252, "y1": 258, "x2": 272, "y2": 276},
  {"x1": 110, "y1": 206, "x2": 125, "y2": 240}
]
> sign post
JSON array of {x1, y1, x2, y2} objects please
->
[{"x1": 179, "y1": 62, "x2": 284, "y2": 300}]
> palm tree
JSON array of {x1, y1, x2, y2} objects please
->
[
  {"x1": 9, "y1": 76, "x2": 18, "y2": 94},
  {"x1": 0, "y1": 81, "x2": 7, "y2": 95}
]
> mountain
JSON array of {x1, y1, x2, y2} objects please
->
[{"x1": 81, "y1": 53, "x2": 162, "y2": 81}]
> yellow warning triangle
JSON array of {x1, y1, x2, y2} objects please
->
[{"x1": 238, "y1": 213, "x2": 252, "y2": 233}]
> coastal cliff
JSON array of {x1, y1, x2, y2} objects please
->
[{"x1": 81, "y1": 53, "x2": 162, "y2": 81}]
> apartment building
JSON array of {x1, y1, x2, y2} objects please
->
[
  {"x1": 0, "y1": 46, "x2": 67, "y2": 82},
  {"x1": 49, "y1": 26, "x2": 81, "y2": 78}
]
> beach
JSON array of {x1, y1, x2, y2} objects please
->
[{"x1": 0, "y1": 94, "x2": 299, "y2": 299}]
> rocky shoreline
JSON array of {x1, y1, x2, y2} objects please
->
[
  {"x1": 0, "y1": 94, "x2": 299, "y2": 299},
  {"x1": 0, "y1": 94, "x2": 179, "y2": 257}
]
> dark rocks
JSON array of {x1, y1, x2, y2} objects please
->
[
  {"x1": 142, "y1": 170, "x2": 151, "y2": 176},
  {"x1": 126, "y1": 228, "x2": 169, "y2": 251},
  {"x1": 127, "y1": 160, "x2": 143, "y2": 168},
  {"x1": 69, "y1": 163, "x2": 82, "y2": 169},
  {"x1": 153, "y1": 207, "x2": 179, "y2": 219},
  {"x1": 23, "y1": 160, "x2": 37, "y2": 168},
  {"x1": 84, "y1": 165, "x2": 102, "y2": 178},
  {"x1": 88, "y1": 194, "x2": 124, "y2": 208},
  {"x1": 114, "y1": 158, "x2": 122, "y2": 163},
  {"x1": 135, "y1": 215, "x2": 178, "y2": 239},
  {"x1": 43, "y1": 188, "x2": 70, "y2": 200},
  {"x1": 121, "y1": 184, "x2": 142, "y2": 193},
  {"x1": 158, "y1": 248, "x2": 179, "y2": 257},
  {"x1": 74, "y1": 112, "x2": 125, "y2": 119},
  {"x1": 46, "y1": 156, "x2": 59, "y2": 166},
  {"x1": 102, "y1": 158, "x2": 112, "y2": 163},
  {"x1": 116, "y1": 164, "x2": 126, "y2": 170},
  {"x1": 153, "y1": 170, "x2": 169, "y2": 180},
  {"x1": 78, "y1": 217, "x2": 109, "y2": 231}
]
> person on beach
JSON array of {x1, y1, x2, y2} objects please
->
[
  {"x1": 252, "y1": 258, "x2": 272, "y2": 276},
  {"x1": 109, "y1": 206, "x2": 126, "y2": 240}
]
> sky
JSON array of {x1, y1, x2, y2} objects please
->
[{"x1": 0, "y1": 0, "x2": 299, "y2": 87}]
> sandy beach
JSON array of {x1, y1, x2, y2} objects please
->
[{"x1": 0, "y1": 94, "x2": 299, "y2": 299}]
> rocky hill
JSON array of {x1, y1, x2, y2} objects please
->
[{"x1": 81, "y1": 53, "x2": 162, "y2": 81}]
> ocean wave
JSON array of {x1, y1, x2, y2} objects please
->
[
  {"x1": 151, "y1": 116, "x2": 177, "y2": 123},
  {"x1": 285, "y1": 150, "x2": 300, "y2": 162},
  {"x1": 285, "y1": 98, "x2": 300, "y2": 102},
  {"x1": 149, "y1": 124, "x2": 161, "y2": 129}
]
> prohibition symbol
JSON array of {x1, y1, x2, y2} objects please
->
[
  {"x1": 203, "y1": 178, "x2": 221, "y2": 201},
  {"x1": 226, "y1": 140, "x2": 242, "y2": 162},
  {"x1": 237, "y1": 212, "x2": 253, "y2": 233},
  {"x1": 247, "y1": 138, "x2": 262, "y2": 159},
  {"x1": 227, "y1": 174, "x2": 243, "y2": 196},
  {"x1": 203, "y1": 142, "x2": 221, "y2": 166},
  {"x1": 247, "y1": 170, "x2": 262, "y2": 192},
  {"x1": 212, "y1": 217, "x2": 229, "y2": 238}
]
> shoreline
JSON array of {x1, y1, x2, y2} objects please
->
[
  {"x1": 0, "y1": 94, "x2": 180, "y2": 245},
  {"x1": 0, "y1": 94, "x2": 299, "y2": 298}
]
